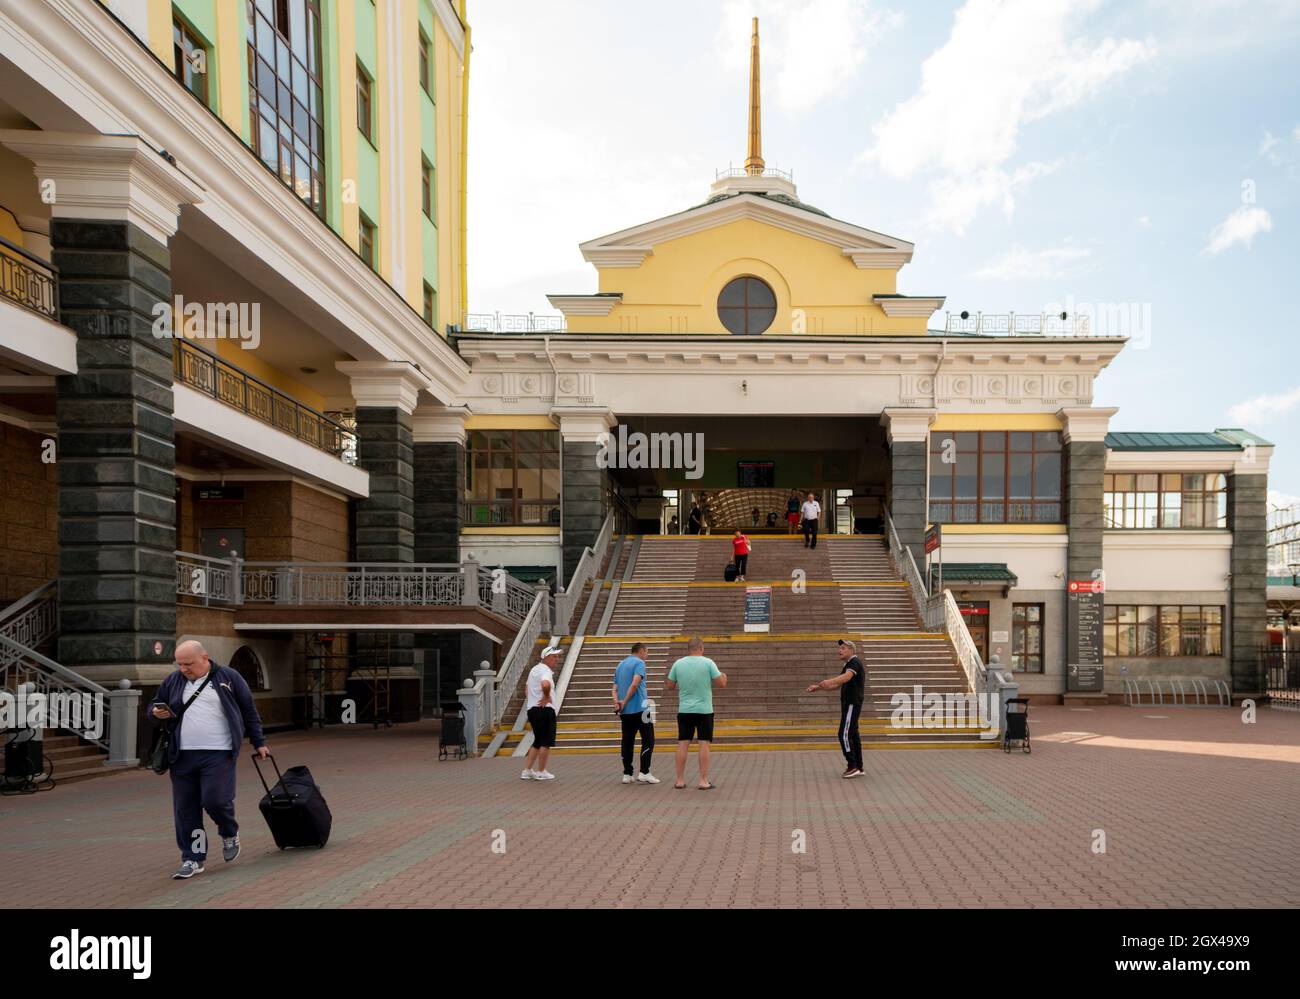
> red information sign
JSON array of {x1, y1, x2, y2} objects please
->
[{"x1": 1068, "y1": 578, "x2": 1105, "y2": 594}]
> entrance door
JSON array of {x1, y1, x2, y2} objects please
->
[{"x1": 958, "y1": 601, "x2": 990, "y2": 662}]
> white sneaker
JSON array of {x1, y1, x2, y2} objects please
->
[
  {"x1": 621, "y1": 774, "x2": 634, "y2": 784},
  {"x1": 534, "y1": 770, "x2": 557, "y2": 781},
  {"x1": 520, "y1": 769, "x2": 535, "y2": 780},
  {"x1": 637, "y1": 773, "x2": 662, "y2": 785}
]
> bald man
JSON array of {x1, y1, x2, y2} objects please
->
[{"x1": 148, "y1": 640, "x2": 269, "y2": 879}]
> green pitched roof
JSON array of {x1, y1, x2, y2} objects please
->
[
  {"x1": 929, "y1": 563, "x2": 1018, "y2": 585},
  {"x1": 1105, "y1": 429, "x2": 1273, "y2": 451},
  {"x1": 701, "y1": 190, "x2": 831, "y2": 218}
]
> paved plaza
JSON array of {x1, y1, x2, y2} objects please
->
[{"x1": 2, "y1": 706, "x2": 1297, "y2": 909}]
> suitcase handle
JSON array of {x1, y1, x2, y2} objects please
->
[{"x1": 250, "y1": 752, "x2": 290, "y2": 802}]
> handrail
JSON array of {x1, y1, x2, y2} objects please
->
[
  {"x1": 493, "y1": 589, "x2": 550, "y2": 726},
  {"x1": 0, "y1": 581, "x2": 59, "y2": 664},
  {"x1": 555, "y1": 510, "x2": 614, "y2": 634},
  {"x1": 0, "y1": 634, "x2": 121, "y2": 755},
  {"x1": 173, "y1": 338, "x2": 357, "y2": 463},
  {"x1": 0, "y1": 234, "x2": 58, "y2": 320}
]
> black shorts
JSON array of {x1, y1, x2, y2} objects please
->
[
  {"x1": 527, "y1": 706, "x2": 557, "y2": 748},
  {"x1": 676, "y1": 712, "x2": 715, "y2": 743}
]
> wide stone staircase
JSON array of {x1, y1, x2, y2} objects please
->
[{"x1": 483, "y1": 534, "x2": 996, "y2": 755}]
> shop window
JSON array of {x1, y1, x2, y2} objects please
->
[{"x1": 1103, "y1": 605, "x2": 1223, "y2": 657}]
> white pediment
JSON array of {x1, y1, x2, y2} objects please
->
[{"x1": 578, "y1": 194, "x2": 915, "y2": 270}]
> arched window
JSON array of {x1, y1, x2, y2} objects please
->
[
  {"x1": 229, "y1": 646, "x2": 268, "y2": 692},
  {"x1": 717, "y1": 276, "x2": 776, "y2": 335}
]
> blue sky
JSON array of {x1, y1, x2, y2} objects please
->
[{"x1": 467, "y1": 0, "x2": 1300, "y2": 501}]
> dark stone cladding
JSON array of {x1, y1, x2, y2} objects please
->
[
  {"x1": 1228, "y1": 472, "x2": 1268, "y2": 693},
  {"x1": 1064, "y1": 440, "x2": 1106, "y2": 694},
  {"x1": 52, "y1": 219, "x2": 177, "y2": 674},
  {"x1": 354, "y1": 407, "x2": 415, "y2": 671},
  {"x1": 562, "y1": 439, "x2": 608, "y2": 581},
  {"x1": 413, "y1": 441, "x2": 463, "y2": 564},
  {"x1": 888, "y1": 440, "x2": 927, "y2": 568}
]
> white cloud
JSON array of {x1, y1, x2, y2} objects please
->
[
  {"x1": 1260, "y1": 129, "x2": 1280, "y2": 160},
  {"x1": 863, "y1": 0, "x2": 1155, "y2": 232},
  {"x1": 1270, "y1": 490, "x2": 1300, "y2": 510},
  {"x1": 924, "y1": 161, "x2": 1063, "y2": 235},
  {"x1": 1203, "y1": 205, "x2": 1273, "y2": 255},
  {"x1": 1294, "y1": 124, "x2": 1300, "y2": 143},
  {"x1": 1228, "y1": 384, "x2": 1300, "y2": 426},
  {"x1": 968, "y1": 245, "x2": 1092, "y2": 281},
  {"x1": 717, "y1": 0, "x2": 893, "y2": 114},
  {"x1": 1136, "y1": 215, "x2": 1151, "y2": 228}
]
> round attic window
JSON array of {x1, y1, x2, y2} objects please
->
[{"x1": 717, "y1": 276, "x2": 776, "y2": 335}]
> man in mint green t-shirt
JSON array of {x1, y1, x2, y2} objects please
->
[{"x1": 666, "y1": 636, "x2": 728, "y2": 790}]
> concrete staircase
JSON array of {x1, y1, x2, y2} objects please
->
[{"x1": 483, "y1": 534, "x2": 996, "y2": 754}]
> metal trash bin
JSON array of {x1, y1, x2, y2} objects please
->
[{"x1": 438, "y1": 701, "x2": 468, "y2": 761}]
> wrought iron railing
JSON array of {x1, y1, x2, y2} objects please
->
[
  {"x1": 0, "y1": 236, "x2": 58, "y2": 321},
  {"x1": 0, "y1": 582, "x2": 58, "y2": 665},
  {"x1": 175, "y1": 553, "x2": 239, "y2": 606},
  {"x1": 173, "y1": 339, "x2": 357, "y2": 463},
  {"x1": 942, "y1": 311, "x2": 1108, "y2": 337},
  {"x1": 1262, "y1": 647, "x2": 1300, "y2": 708},
  {"x1": 0, "y1": 634, "x2": 112, "y2": 753},
  {"x1": 714, "y1": 165, "x2": 794, "y2": 182},
  {"x1": 494, "y1": 589, "x2": 552, "y2": 728},
  {"x1": 555, "y1": 511, "x2": 614, "y2": 634},
  {"x1": 459, "y1": 311, "x2": 566, "y2": 334}
]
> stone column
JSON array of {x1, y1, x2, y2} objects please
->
[
  {"x1": 1059, "y1": 407, "x2": 1117, "y2": 700},
  {"x1": 412, "y1": 406, "x2": 469, "y2": 564},
  {"x1": 1226, "y1": 438, "x2": 1271, "y2": 695},
  {"x1": 0, "y1": 132, "x2": 202, "y2": 685},
  {"x1": 336, "y1": 361, "x2": 431, "y2": 718},
  {"x1": 553, "y1": 408, "x2": 616, "y2": 585},
  {"x1": 881, "y1": 408, "x2": 935, "y2": 569}
]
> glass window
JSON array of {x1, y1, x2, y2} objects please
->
[
  {"x1": 173, "y1": 15, "x2": 210, "y2": 105},
  {"x1": 1012, "y1": 603, "x2": 1044, "y2": 673},
  {"x1": 422, "y1": 157, "x2": 434, "y2": 220},
  {"x1": 359, "y1": 213, "x2": 376, "y2": 270},
  {"x1": 464, "y1": 430, "x2": 562, "y2": 526},
  {"x1": 1104, "y1": 470, "x2": 1228, "y2": 529},
  {"x1": 247, "y1": 0, "x2": 325, "y2": 219},
  {"x1": 928, "y1": 430, "x2": 1064, "y2": 524},
  {"x1": 357, "y1": 62, "x2": 374, "y2": 142},
  {"x1": 422, "y1": 282, "x2": 435, "y2": 328},
  {"x1": 419, "y1": 30, "x2": 432, "y2": 96},
  {"x1": 717, "y1": 276, "x2": 776, "y2": 335}
]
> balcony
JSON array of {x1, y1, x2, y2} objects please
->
[
  {"x1": 0, "y1": 236, "x2": 58, "y2": 321},
  {"x1": 173, "y1": 338, "x2": 357, "y2": 463},
  {"x1": 942, "y1": 311, "x2": 1107, "y2": 337}
]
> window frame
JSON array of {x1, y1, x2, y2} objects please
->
[
  {"x1": 421, "y1": 156, "x2": 434, "y2": 221},
  {"x1": 422, "y1": 281, "x2": 436, "y2": 328},
  {"x1": 358, "y1": 212, "x2": 376, "y2": 271},
  {"x1": 464, "y1": 430, "x2": 562, "y2": 527},
  {"x1": 717, "y1": 276, "x2": 776, "y2": 335},
  {"x1": 1011, "y1": 603, "x2": 1045, "y2": 674},
  {"x1": 928, "y1": 431, "x2": 1065, "y2": 525},
  {"x1": 356, "y1": 60, "x2": 375, "y2": 145},
  {"x1": 1103, "y1": 472, "x2": 1228, "y2": 529},
  {"x1": 172, "y1": 13, "x2": 211, "y2": 106},
  {"x1": 1103, "y1": 604, "x2": 1224, "y2": 657},
  {"x1": 418, "y1": 29, "x2": 432, "y2": 98}
]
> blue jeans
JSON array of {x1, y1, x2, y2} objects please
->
[{"x1": 170, "y1": 749, "x2": 238, "y2": 861}]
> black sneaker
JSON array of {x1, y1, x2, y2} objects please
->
[
  {"x1": 172, "y1": 859, "x2": 205, "y2": 879},
  {"x1": 843, "y1": 768, "x2": 864, "y2": 779}
]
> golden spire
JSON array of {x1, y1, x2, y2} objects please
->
[{"x1": 744, "y1": 17, "x2": 765, "y2": 176}]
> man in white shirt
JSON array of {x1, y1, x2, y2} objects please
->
[
  {"x1": 522, "y1": 645, "x2": 562, "y2": 781},
  {"x1": 801, "y1": 492, "x2": 822, "y2": 549}
]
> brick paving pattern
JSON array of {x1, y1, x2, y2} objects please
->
[{"x1": 1, "y1": 706, "x2": 1297, "y2": 908}]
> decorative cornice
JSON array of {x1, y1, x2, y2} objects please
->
[
  {"x1": 411, "y1": 405, "x2": 471, "y2": 444},
  {"x1": 336, "y1": 361, "x2": 433, "y2": 415},
  {"x1": 546, "y1": 294, "x2": 623, "y2": 316},
  {"x1": 873, "y1": 294, "x2": 946, "y2": 318},
  {"x1": 550, "y1": 407, "x2": 616, "y2": 442},
  {"x1": 578, "y1": 194, "x2": 914, "y2": 272},
  {"x1": 1057, "y1": 406, "x2": 1118, "y2": 443},
  {"x1": 0, "y1": 130, "x2": 205, "y2": 245},
  {"x1": 881, "y1": 408, "x2": 937, "y2": 444}
]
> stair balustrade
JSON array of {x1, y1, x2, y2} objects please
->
[{"x1": 555, "y1": 511, "x2": 615, "y2": 634}]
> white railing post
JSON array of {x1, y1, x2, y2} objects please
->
[
  {"x1": 535, "y1": 582, "x2": 552, "y2": 631},
  {"x1": 463, "y1": 560, "x2": 480, "y2": 607},
  {"x1": 457, "y1": 678, "x2": 482, "y2": 755},
  {"x1": 105, "y1": 679, "x2": 141, "y2": 765},
  {"x1": 475, "y1": 661, "x2": 496, "y2": 733}
]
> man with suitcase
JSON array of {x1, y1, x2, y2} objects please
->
[{"x1": 148, "y1": 640, "x2": 269, "y2": 879}]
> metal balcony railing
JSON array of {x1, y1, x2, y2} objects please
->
[
  {"x1": 942, "y1": 311, "x2": 1106, "y2": 337},
  {"x1": 0, "y1": 235, "x2": 58, "y2": 321},
  {"x1": 458, "y1": 311, "x2": 566, "y2": 334},
  {"x1": 173, "y1": 338, "x2": 357, "y2": 463}
]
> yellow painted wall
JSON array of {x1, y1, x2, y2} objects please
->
[
  {"x1": 397, "y1": 0, "x2": 424, "y2": 309},
  {"x1": 434, "y1": 17, "x2": 465, "y2": 332},
  {"x1": 211, "y1": 338, "x2": 327, "y2": 411},
  {"x1": 213, "y1": 0, "x2": 244, "y2": 133},
  {"x1": 464, "y1": 415, "x2": 557, "y2": 430},
  {"x1": 336, "y1": 0, "x2": 359, "y2": 248},
  {"x1": 144, "y1": 0, "x2": 173, "y2": 64},
  {"x1": 568, "y1": 218, "x2": 925, "y2": 336},
  {"x1": 931, "y1": 414, "x2": 1064, "y2": 431}
]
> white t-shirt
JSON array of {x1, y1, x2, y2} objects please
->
[
  {"x1": 801, "y1": 500, "x2": 822, "y2": 521},
  {"x1": 525, "y1": 663, "x2": 556, "y2": 711},
  {"x1": 179, "y1": 673, "x2": 233, "y2": 751}
]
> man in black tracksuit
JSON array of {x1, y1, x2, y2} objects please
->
[{"x1": 805, "y1": 639, "x2": 865, "y2": 778}]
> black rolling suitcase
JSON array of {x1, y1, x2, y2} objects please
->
[
  {"x1": 724, "y1": 562, "x2": 738, "y2": 582},
  {"x1": 252, "y1": 753, "x2": 332, "y2": 849}
]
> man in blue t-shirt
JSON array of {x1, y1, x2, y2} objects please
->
[{"x1": 612, "y1": 642, "x2": 659, "y2": 785}]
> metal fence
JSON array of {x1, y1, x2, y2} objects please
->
[
  {"x1": 0, "y1": 236, "x2": 58, "y2": 320},
  {"x1": 459, "y1": 311, "x2": 566, "y2": 334},
  {"x1": 1262, "y1": 647, "x2": 1300, "y2": 708}
]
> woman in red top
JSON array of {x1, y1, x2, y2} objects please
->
[{"x1": 732, "y1": 530, "x2": 751, "y2": 582}]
